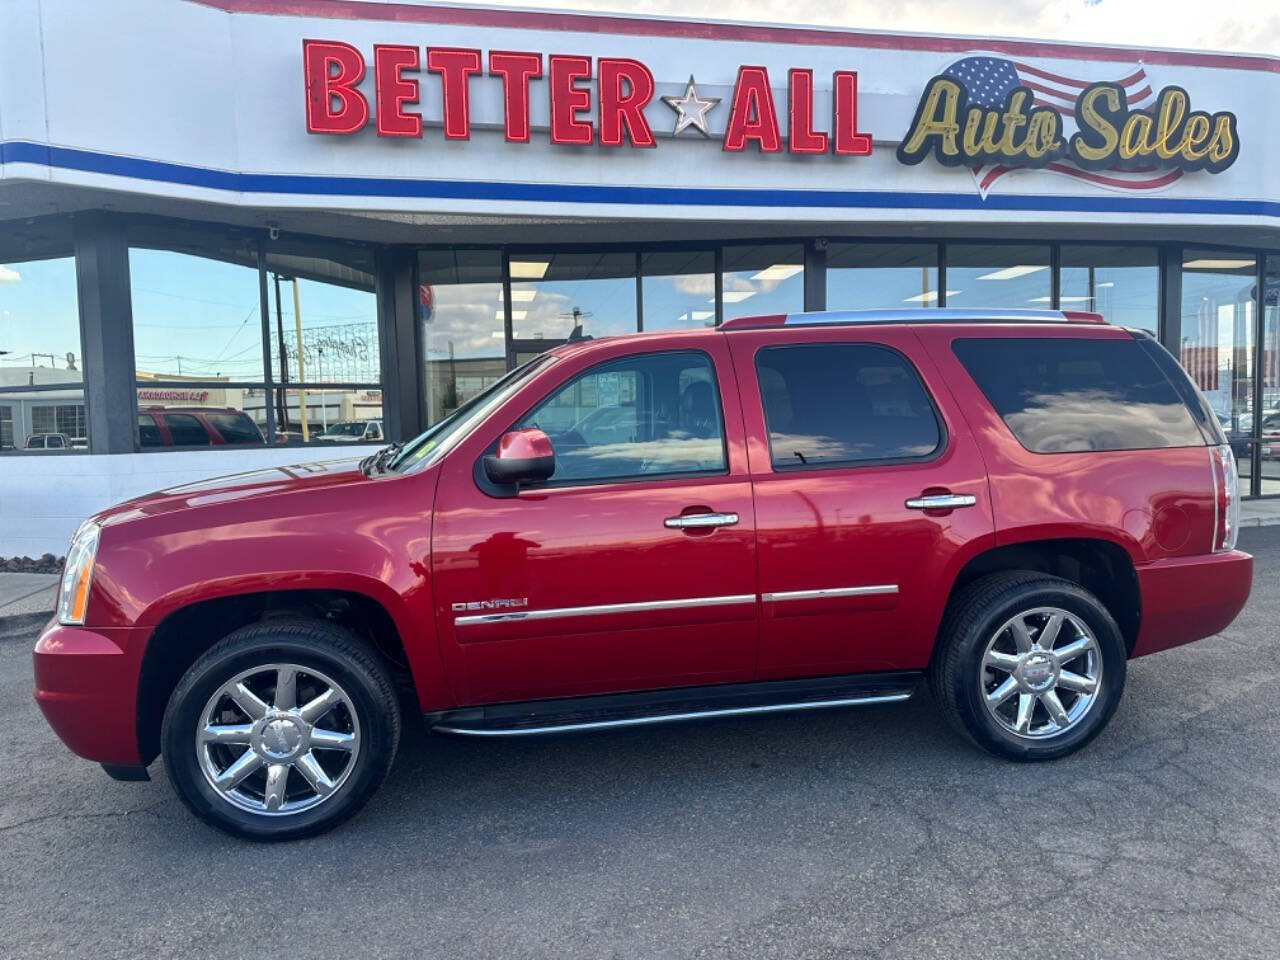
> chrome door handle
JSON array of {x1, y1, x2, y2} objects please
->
[
  {"x1": 665, "y1": 512, "x2": 739, "y2": 529},
  {"x1": 905, "y1": 494, "x2": 977, "y2": 510}
]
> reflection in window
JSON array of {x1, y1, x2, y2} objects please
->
[
  {"x1": 954, "y1": 338, "x2": 1204, "y2": 453},
  {"x1": 945, "y1": 244, "x2": 1051, "y2": 309},
  {"x1": 419, "y1": 249, "x2": 506, "y2": 427},
  {"x1": 756, "y1": 344, "x2": 940, "y2": 467},
  {"x1": 0, "y1": 252, "x2": 87, "y2": 453},
  {"x1": 30, "y1": 401, "x2": 87, "y2": 448},
  {"x1": 518, "y1": 351, "x2": 725, "y2": 483},
  {"x1": 1180, "y1": 251, "x2": 1256, "y2": 443},
  {"x1": 509, "y1": 252, "x2": 637, "y2": 344},
  {"x1": 241, "y1": 388, "x2": 383, "y2": 446},
  {"x1": 130, "y1": 241, "x2": 264, "y2": 382},
  {"x1": 721, "y1": 244, "x2": 804, "y2": 321},
  {"x1": 261, "y1": 244, "x2": 380, "y2": 445},
  {"x1": 1260, "y1": 256, "x2": 1280, "y2": 495},
  {"x1": 827, "y1": 243, "x2": 938, "y2": 308},
  {"x1": 641, "y1": 251, "x2": 715, "y2": 331},
  {"x1": 1060, "y1": 246, "x2": 1158, "y2": 331}
]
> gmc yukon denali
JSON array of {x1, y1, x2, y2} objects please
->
[{"x1": 34, "y1": 308, "x2": 1253, "y2": 840}]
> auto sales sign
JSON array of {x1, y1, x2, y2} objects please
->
[{"x1": 896, "y1": 54, "x2": 1240, "y2": 196}]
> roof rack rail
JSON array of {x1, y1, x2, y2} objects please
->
[{"x1": 719, "y1": 308, "x2": 1107, "y2": 330}]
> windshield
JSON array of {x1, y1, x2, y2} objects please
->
[
  {"x1": 389, "y1": 355, "x2": 556, "y2": 474},
  {"x1": 325, "y1": 422, "x2": 367, "y2": 437}
]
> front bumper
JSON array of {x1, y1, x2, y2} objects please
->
[
  {"x1": 1131, "y1": 549, "x2": 1253, "y2": 658},
  {"x1": 32, "y1": 618, "x2": 146, "y2": 766}
]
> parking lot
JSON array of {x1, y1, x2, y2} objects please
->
[{"x1": 1, "y1": 528, "x2": 1277, "y2": 960}]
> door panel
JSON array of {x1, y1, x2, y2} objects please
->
[
  {"x1": 728, "y1": 328, "x2": 995, "y2": 678},
  {"x1": 431, "y1": 338, "x2": 759, "y2": 705}
]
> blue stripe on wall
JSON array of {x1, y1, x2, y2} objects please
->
[{"x1": 4, "y1": 139, "x2": 1278, "y2": 218}]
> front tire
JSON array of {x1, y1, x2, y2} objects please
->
[
  {"x1": 161, "y1": 617, "x2": 401, "y2": 841},
  {"x1": 929, "y1": 572, "x2": 1127, "y2": 761}
]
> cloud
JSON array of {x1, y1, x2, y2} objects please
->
[{"x1": 0, "y1": 265, "x2": 21, "y2": 285}]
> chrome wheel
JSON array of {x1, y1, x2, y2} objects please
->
[
  {"x1": 196, "y1": 663, "x2": 361, "y2": 816},
  {"x1": 979, "y1": 607, "x2": 1102, "y2": 740}
]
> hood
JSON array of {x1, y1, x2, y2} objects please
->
[{"x1": 95, "y1": 457, "x2": 372, "y2": 526}]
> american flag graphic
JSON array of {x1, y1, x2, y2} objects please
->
[{"x1": 942, "y1": 55, "x2": 1181, "y2": 197}]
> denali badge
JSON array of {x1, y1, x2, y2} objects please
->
[{"x1": 452, "y1": 598, "x2": 530, "y2": 613}]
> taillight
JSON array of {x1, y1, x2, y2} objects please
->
[{"x1": 1211, "y1": 443, "x2": 1240, "y2": 552}]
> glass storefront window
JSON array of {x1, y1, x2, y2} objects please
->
[
  {"x1": 1181, "y1": 250, "x2": 1257, "y2": 493},
  {"x1": 418, "y1": 249, "x2": 507, "y2": 427},
  {"x1": 130, "y1": 238, "x2": 265, "y2": 382},
  {"x1": 0, "y1": 249, "x2": 88, "y2": 453},
  {"x1": 1060, "y1": 246, "x2": 1159, "y2": 332},
  {"x1": 508, "y1": 252, "x2": 637, "y2": 344},
  {"x1": 945, "y1": 244, "x2": 1051, "y2": 309},
  {"x1": 263, "y1": 244, "x2": 380, "y2": 446},
  {"x1": 1261, "y1": 255, "x2": 1280, "y2": 496},
  {"x1": 827, "y1": 243, "x2": 939, "y2": 308},
  {"x1": 721, "y1": 244, "x2": 804, "y2": 321},
  {"x1": 265, "y1": 245, "x2": 380, "y2": 388},
  {"x1": 641, "y1": 250, "x2": 716, "y2": 331}
]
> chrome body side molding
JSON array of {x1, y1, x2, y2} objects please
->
[{"x1": 453, "y1": 593, "x2": 757, "y2": 627}]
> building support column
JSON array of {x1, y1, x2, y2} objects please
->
[
  {"x1": 1159, "y1": 245, "x2": 1183, "y2": 358},
  {"x1": 375, "y1": 247, "x2": 423, "y2": 442},
  {"x1": 804, "y1": 240, "x2": 827, "y2": 312},
  {"x1": 73, "y1": 214, "x2": 136, "y2": 455}
]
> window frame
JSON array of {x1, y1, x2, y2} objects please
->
[
  {"x1": 753, "y1": 341, "x2": 947, "y2": 474},
  {"x1": 474, "y1": 348, "x2": 732, "y2": 495}
]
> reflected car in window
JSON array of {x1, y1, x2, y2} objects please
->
[
  {"x1": 138, "y1": 407, "x2": 265, "y2": 448},
  {"x1": 24, "y1": 432, "x2": 72, "y2": 450}
]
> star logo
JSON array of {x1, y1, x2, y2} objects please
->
[{"x1": 661, "y1": 75, "x2": 720, "y2": 138}]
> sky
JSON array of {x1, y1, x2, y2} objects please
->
[{"x1": 458, "y1": 0, "x2": 1280, "y2": 56}]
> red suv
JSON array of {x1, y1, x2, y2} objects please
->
[{"x1": 34, "y1": 309, "x2": 1252, "y2": 840}]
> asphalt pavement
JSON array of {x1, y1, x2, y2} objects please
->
[{"x1": 3, "y1": 529, "x2": 1279, "y2": 960}]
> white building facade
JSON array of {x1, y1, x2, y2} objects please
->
[{"x1": 1, "y1": 0, "x2": 1277, "y2": 556}]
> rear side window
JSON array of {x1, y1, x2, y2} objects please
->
[
  {"x1": 138, "y1": 414, "x2": 163, "y2": 447},
  {"x1": 206, "y1": 412, "x2": 264, "y2": 445},
  {"x1": 953, "y1": 337, "x2": 1205, "y2": 453},
  {"x1": 755, "y1": 343, "x2": 943, "y2": 468},
  {"x1": 162, "y1": 413, "x2": 211, "y2": 446}
]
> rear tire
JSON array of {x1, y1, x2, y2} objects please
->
[
  {"x1": 161, "y1": 617, "x2": 401, "y2": 841},
  {"x1": 929, "y1": 572, "x2": 1127, "y2": 761}
]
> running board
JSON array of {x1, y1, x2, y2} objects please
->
[{"x1": 428, "y1": 672, "x2": 920, "y2": 738}]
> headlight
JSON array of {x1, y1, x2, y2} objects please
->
[{"x1": 58, "y1": 523, "x2": 100, "y2": 626}]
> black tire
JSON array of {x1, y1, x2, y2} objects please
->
[
  {"x1": 161, "y1": 617, "x2": 401, "y2": 841},
  {"x1": 929, "y1": 572, "x2": 1127, "y2": 761}
]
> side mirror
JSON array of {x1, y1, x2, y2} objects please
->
[{"x1": 484, "y1": 428, "x2": 555, "y2": 486}]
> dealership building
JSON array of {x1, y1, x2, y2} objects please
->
[{"x1": 1, "y1": 0, "x2": 1277, "y2": 557}]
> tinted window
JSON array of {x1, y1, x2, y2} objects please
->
[
  {"x1": 138, "y1": 415, "x2": 163, "y2": 447},
  {"x1": 163, "y1": 414, "x2": 211, "y2": 446},
  {"x1": 205, "y1": 412, "x2": 264, "y2": 445},
  {"x1": 953, "y1": 337, "x2": 1205, "y2": 453},
  {"x1": 756, "y1": 344, "x2": 942, "y2": 468},
  {"x1": 518, "y1": 351, "x2": 726, "y2": 483}
]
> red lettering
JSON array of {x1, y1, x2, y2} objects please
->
[
  {"x1": 833, "y1": 71, "x2": 873, "y2": 156},
  {"x1": 373, "y1": 45, "x2": 421, "y2": 138},
  {"x1": 723, "y1": 66, "x2": 781, "y2": 153},
  {"x1": 597, "y1": 58, "x2": 655, "y2": 148},
  {"x1": 427, "y1": 47, "x2": 482, "y2": 140},
  {"x1": 303, "y1": 39, "x2": 368, "y2": 135},
  {"x1": 787, "y1": 68, "x2": 827, "y2": 154},
  {"x1": 488, "y1": 51, "x2": 542, "y2": 143},
  {"x1": 548, "y1": 55, "x2": 593, "y2": 145}
]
